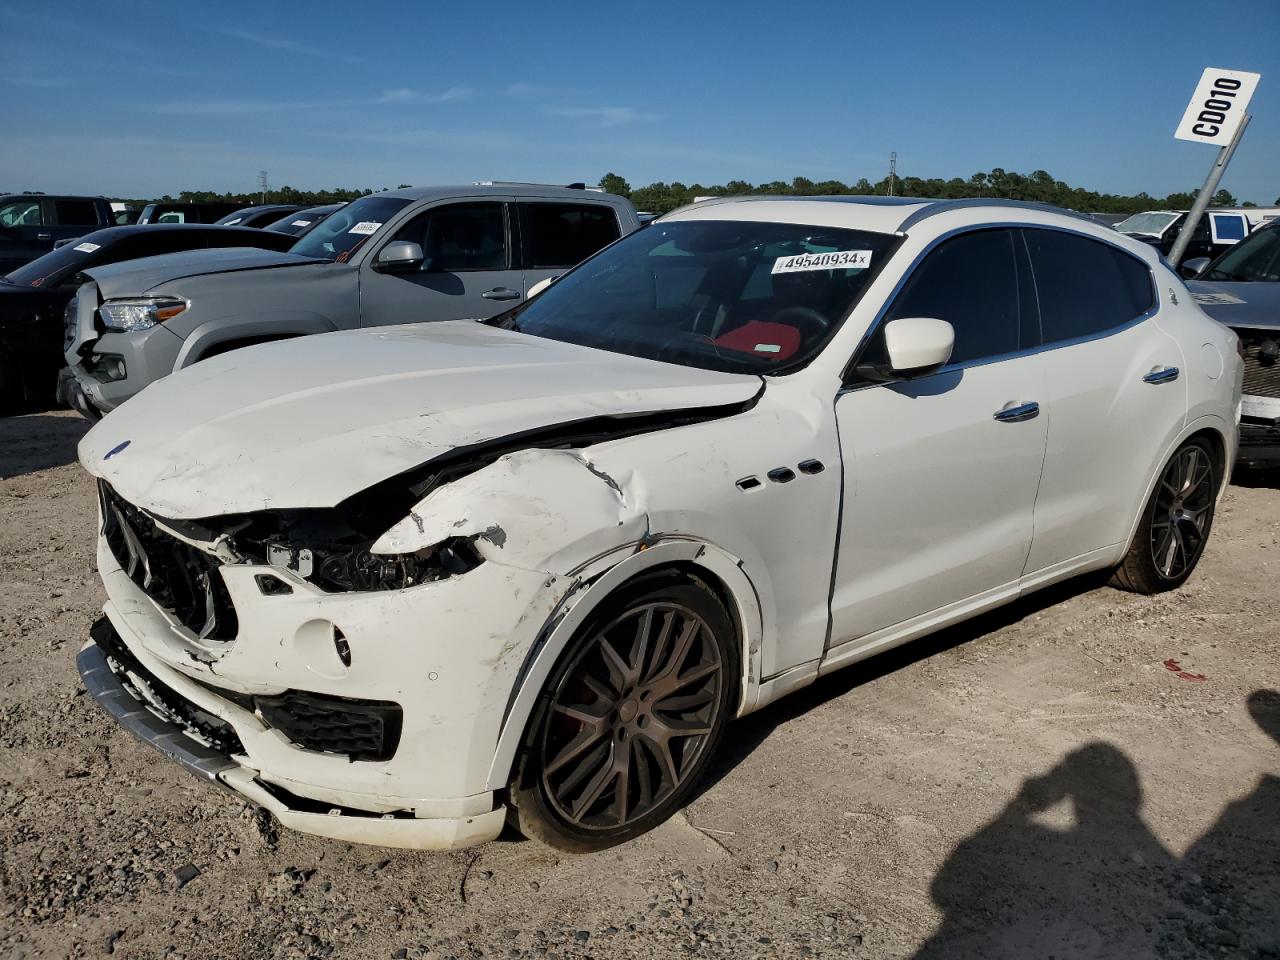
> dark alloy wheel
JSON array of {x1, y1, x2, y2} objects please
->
[
  {"x1": 1112, "y1": 438, "x2": 1219, "y2": 594},
  {"x1": 509, "y1": 573, "x2": 737, "y2": 851}
]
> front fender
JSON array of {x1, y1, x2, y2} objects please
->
[
  {"x1": 175, "y1": 311, "x2": 339, "y2": 368},
  {"x1": 482, "y1": 538, "x2": 765, "y2": 793}
]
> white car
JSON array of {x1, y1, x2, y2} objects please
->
[{"x1": 76, "y1": 197, "x2": 1241, "y2": 852}]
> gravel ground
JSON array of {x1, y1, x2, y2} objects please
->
[{"x1": 1, "y1": 409, "x2": 1277, "y2": 960}]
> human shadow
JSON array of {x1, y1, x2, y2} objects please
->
[
  {"x1": 1179, "y1": 689, "x2": 1280, "y2": 956},
  {"x1": 913, "y1": 742, "x2": 1179, "y2": 959},
  {"x1": 914, "y1": 691, "x2": 1280, "y2": 959},
  {"x1": 0, "y1": 412, "x2": 89, "y2": 479}
]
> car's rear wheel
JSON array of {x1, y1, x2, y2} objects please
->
[
  {"x1": 508, "y1": 572, "x2": 737, "y2": 852},
  {"x1": 1111, "y1": 437, "x2": 1219, "y2": 594}
]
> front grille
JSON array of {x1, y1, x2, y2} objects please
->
[
  {"x1": 255, "y1": 692, "x2": 402, "y2": 762},
  {"x1": 1239, "y1": 339, "x2": 1280, "y2": 400},
  {"x1": 99, "y1": 481, "x2": 239, "y2": 641}
]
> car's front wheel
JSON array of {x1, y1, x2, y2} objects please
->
[
  {"x1": 1111, "y1": 437, "x2": 1220, "y2": 594},
  {"x1": 508, "y1": 571, "x2": 737, "y2": 852}
]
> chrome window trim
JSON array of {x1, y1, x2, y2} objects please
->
[{"x1": 837, "y1": 220, "x2": 1161, "y2": 393}]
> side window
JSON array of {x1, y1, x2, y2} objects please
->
[
  {"x1": 0, "y1": 199, "x2": 44, "y2": 227},
  {"x1": 1024, "y1": 229, "x2": 1154, "y2": 344},
  {"x1": 54, "y1": 200, "x2": 100, "y2": 225},
  {"x1": 392, "y1": 202, "x2": 507, "y2": 272},
  {"x1": 884, "y1": 229, "x2": 1022, "y2": 365},
  {"x1": 523, "y1": 203, "x2": 621, "y2": 268}
]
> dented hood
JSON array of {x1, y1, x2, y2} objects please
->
[
  {"x1": 79, "y1": 321, "x2": 760, "y2": 519},
  {"x1": 85, "y1": 247, "x2": 319, "y2": 298}
]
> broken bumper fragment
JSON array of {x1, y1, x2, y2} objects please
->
[{"x1": 78, "y1": 631, "x2": 507, "y2": 850}]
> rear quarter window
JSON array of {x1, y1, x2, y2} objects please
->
[
  {"x1": 523, "y1": 202, "x2": 622, "y2": 268},
  {"x1": 1023, "y1": 229, "x2": 1154, "y2": 344}
]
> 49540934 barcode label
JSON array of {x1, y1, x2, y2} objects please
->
[{"x1": 772, "y1": 250, "x2": 872, "y2": 274}]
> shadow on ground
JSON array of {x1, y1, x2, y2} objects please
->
[
  {"x1": 1232, "y1": 465, "x2": 1280, "y2": 490},
  {"x1": 911, "y1": 690, "x2": 1280, "y2": 959},
  {"x1": 0, "y1": 413, "x2": 90, "y2": 479}
]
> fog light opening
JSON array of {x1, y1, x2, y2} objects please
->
[{"x1": 334, "y1": 627, "x2": 351, "y2": 667}]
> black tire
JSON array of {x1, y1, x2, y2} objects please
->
[
  {"x1": 1111, "y1": 438, "x2": 1219, "y2": 594},
  {"x1": 508, "y1": 570, "x2": 738, "y2": 852}
]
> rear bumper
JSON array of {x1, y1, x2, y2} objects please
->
[
  {"x1": 1238, "y1": 417, "x2": 1280, "y2": 469},
  {"x1": 77, "y1": 637, "x2": 507, "y2": 850}
]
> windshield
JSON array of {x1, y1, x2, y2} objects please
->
[
  {"x1": 1115, "y1": 212, "x2": 1179, "y2": 237},
  {"x1": 4, "y1": 232, "x2": 108, "y2": 287},
  {"x1": 1203, "y1": 225, "x2": 1280, "y2": 283},
  {"x1": 267, "y1": 204, "x2": 342, "y2": 236},
  {"x1": 288, "y1": 196, "x2": 410, "y2": 261},
  {"x1": 492, "y1": 220, "x2": 898, "y2": 374}
]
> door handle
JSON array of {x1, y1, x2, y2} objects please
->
[
  {"x1": 36, "y1": 233, "x2": 51, "y2": 240},
  {"x1": 993, "y1": 401, "x2": 1040, "y2": 423},
  {"x1": 1142, "y1": 366, "x2": 1180, "y2": 385},
  {"x1": 482, "y1": 287, "x2": 521, "y2": 301}
]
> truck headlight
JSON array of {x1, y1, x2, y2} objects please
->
[{"x1": 99, "y1": 296, "x2": 188, "y2": 332}]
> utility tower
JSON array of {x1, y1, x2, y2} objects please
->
[
  {"x1": 258, "y1": 170, "x2": 269, "y2": 204},
  {"x1": 887, "y1": 152, "x2": 897, "y2": 197}
]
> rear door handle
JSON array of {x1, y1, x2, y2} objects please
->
[
  {"x1": 1143, "y1": 366, "x2": 1180, "y2": 385},
  {"x1": 482, "y1": 287, "x2": 521, "y2": 301},
  {"x1": 993, "y1": 401, "x2": 1040, "y2": 423},
  {"x1": 36, "y1": 232, "x2": 51, "y2": 240}
]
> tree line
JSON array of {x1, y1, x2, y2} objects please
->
[
  {"x1": 600, "y1": 170, "x2": 1256, "y2": 215},
  {"x1": 101, "y1": 167, "x2": 1267, "y2": 214}
]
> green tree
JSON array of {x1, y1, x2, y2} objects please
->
[
  {"x1": 598, "y1": 172, "x2": 631, "y2": 197},
  {"x1": 1210, "y1": 189, "x2": 1237, "y2": 207}
]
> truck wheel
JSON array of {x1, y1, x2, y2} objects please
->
[{"x1": 508, "y1": 572, "x2": 738, "y2": 852}]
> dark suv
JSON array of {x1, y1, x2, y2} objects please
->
[{"x1": 0, "y1": 194, "x2": 114, "y2": 274}]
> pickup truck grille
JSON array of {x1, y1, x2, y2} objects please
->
[
  {"x1": 1239, "y1": 339, "x2": 1280, "y2": 400},
  {"x1": 98, "y1": 482, "x2": 239, "y2": 641}
]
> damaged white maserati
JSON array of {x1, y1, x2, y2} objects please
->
[{"x1": 77, "y1": 196, "x2": 1240, "y2": 852}]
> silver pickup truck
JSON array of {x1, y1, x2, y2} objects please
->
[{"x1": 64, "y1": 183, "x2": 638, "y2": 417}]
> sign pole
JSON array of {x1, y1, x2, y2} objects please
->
[{"x1": 1168, "y1": 112, "x2": 1251, "y2": 266}]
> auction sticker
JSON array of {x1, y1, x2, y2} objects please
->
[
  {"x1": 290, "y1": 219, "x2": 312, "y2": 227},
  {"x1": 348, "y1": 221, "x2": 382, "y2": 235},
  {"x1": 73, "y1": 242, "x2": 101, "y2": 253},
  {"x1": 773, "y1": 250, "x2": 871, "y2": 274}
]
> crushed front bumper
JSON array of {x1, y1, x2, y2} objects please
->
[{"x1": 78, "y1": 635, "x2": 506, "y2": 850}]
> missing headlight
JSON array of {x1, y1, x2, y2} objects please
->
[{"x1": 261, "y1": 536, "x2": 484, "y2": 593}]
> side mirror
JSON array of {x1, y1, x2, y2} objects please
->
[
  {"x1": 883, "y1": 317, "x2": 955, "y2": 376},
  {"x1": 526, "y1": 275, "x2": 560, "y2": 299},
  {"x1": 1179, "y1": 257, "x2": 1210, "y2": 279},
  {"x1": 375, "y1": 240, "x2": 424, "y2": 271}
]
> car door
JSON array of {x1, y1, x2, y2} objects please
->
[
  {"x1": 519, "y1": 201, "x2": 624, "y2": 294},
  {"x1": 48, "y1": 198, "x2": 104, "y2": 246},
  {"x1": 358, "y1": 199, "x2": 521, "y2": 326},
  {"x1": 1019, "y1": 227, "x2": 1186, "y2": 574},
  {"x1": 828, "y1": 228, "x2": 1048, "y2": 646},
  {"x1": 0, "y1": 197, "x2": 52, "y2": 274}
]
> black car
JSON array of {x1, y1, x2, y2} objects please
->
[
  {"x1": 0, "y1": 224, "x2": 294, "y2": 412},
  {"x1": 215, "y1": 204, "x2": 305, "y2": 228},
  {"x1": 263, "y1": 202, "x2": 345, "y2": 237},
  {"x1": 136, "y1": 202, "x2": 244, "y2": 225},
  {"x1": 0, "y1": 194, "x2": 115, "y2": 275}
]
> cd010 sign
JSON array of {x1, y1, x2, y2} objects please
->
[{"x1": 1175, "y1": 68, "x2": 1261, "y2": 146}]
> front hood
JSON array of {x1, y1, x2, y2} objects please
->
[
  {"x1": 79, "y1": 321, "x2": 761, "y2": 519},
  {"x1": 1187, "y1": 279, "x2": 1280, "y2": 333},
  {"x1": 85, "y1": 247, "x2": 318, "y2": 298}
]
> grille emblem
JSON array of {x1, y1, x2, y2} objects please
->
[{"x1": 104, "y1": 440, "x2": 131, "y2": 461}]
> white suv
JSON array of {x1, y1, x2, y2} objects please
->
[{"x1": 77, "y1": 196, "x2": 1239, "y2": 852}]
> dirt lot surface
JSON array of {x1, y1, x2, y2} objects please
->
[{"x1": 1, "y1": 409, "x2": 1278, "y2": 960}]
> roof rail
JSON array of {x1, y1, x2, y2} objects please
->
[
  {"x1": 896, "y1": 198, "x2": 1100, "y2": 231},
  {"x1": 471, "y1": 180, "x2": 603, "y2": 192}
]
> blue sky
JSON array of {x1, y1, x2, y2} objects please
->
[{"x1": 3, "y1": 0, "x2": 1278, "y2": 202}]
